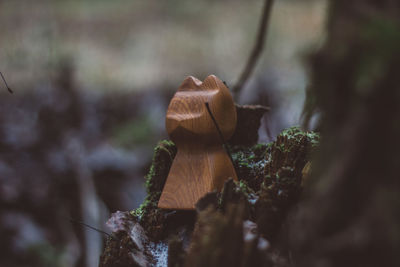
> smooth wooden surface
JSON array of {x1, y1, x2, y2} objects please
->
[{"x1": 158, "y1": 75, "x2": 238, "y2": 210}]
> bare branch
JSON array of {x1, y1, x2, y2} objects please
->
[
  {"x1": 0, "y1": 72, "x2": 13, "y2": 94},
  {"x1": 232, "y1": 0, "x2": 274, "y2": 98}
]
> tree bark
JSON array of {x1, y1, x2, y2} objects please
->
[{"x1": 290, "y1": 1, "x2": 400, "y2": 266}]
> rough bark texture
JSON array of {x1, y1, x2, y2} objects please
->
[{"x1": 99, "y1": 105, "x2": 319, "y2": 267}]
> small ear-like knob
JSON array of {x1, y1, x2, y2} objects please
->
[
  {"x1": 165, "y1": 75, "x2": 236, "y2": 144},
  {"x1": 178, "y1": 76, "x2": 202, "y2": 91}
]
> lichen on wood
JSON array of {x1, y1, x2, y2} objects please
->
[{"x1": 131, "y1": 140, "x2": 178, "y2": 240}]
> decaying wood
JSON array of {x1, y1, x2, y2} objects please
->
[
  {"x1": 158, "y1": 75, "x2": 238, "y2": 210},
  {"x1": 99, "y1": 121, "x2": 318, "y2": 267}
]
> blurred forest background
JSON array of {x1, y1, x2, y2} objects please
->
[{"x1": 0, "y1": 0, "x2": 327, "y2": 266}]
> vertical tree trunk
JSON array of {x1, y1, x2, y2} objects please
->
[{"x1": 289, "y1": 1, "x2": 400, "y2": 266}]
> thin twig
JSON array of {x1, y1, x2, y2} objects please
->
[
  {"x1": 69, "y1": 216, "x2": 144, "y2": 258},
  {"x1": 0, "y1": 72, "x2": 13, "y2": 94},
  {"x1": 232, "y1": 0, "x2": 274, "y2": 98},
  {"x1": 69, "y1": 217, "x2": 116, "y2": 240},
  {"x1": 205, "y1": 102, "x2": 234, "y2": 164}
]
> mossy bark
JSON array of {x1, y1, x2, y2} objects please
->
[{"x1": 99, "y1": 115, "x2": 318, "y2": 266}]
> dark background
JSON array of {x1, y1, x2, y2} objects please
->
[{"x1": 0, "y1": 0, "x2": 326, "y2": 266}]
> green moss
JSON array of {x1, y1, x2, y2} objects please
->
[
  {"x1": 104, "y1": 127, "x2": 320, "y2": 266},
  {"x1": 131, "y1": 140, "x2": 177, "y2": 237},
  {"x1": 130, "y1": 199, "x2": 150, "y2": 218},
  {"x1": 278, "y1": 126, "x2": 320, "y2": 147},
  {"x1": 230, "y1": 143, "x2": 269, "y2": 192},
  {"x1": 144, "y1": 140, "x2": 176, "y2": 194},
  {"x1": 236, "y1": 180, "x2": 253, "y2": 196},
  {"x1": 130, "y1": 127, "x2": 319, "y2": 241},
  {"x1": 256, "y1": 126, "x2": 320, "y2": 240}
]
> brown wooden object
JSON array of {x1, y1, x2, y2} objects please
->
[{"x1": 158, "y1": 75, "x2": 238, "y2": 210}]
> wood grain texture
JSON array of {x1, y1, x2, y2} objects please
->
[{"x1": 158, "y1": 75, "x2": 238, "y2": 210}]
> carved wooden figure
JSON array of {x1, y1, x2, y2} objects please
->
[{"x1": 158, "y1": 75, "x2": 238, "y2": 210}]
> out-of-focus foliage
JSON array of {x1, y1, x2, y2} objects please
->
[{"x1": 0, "y1": 1, "x2": 327, "y2": 266}]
